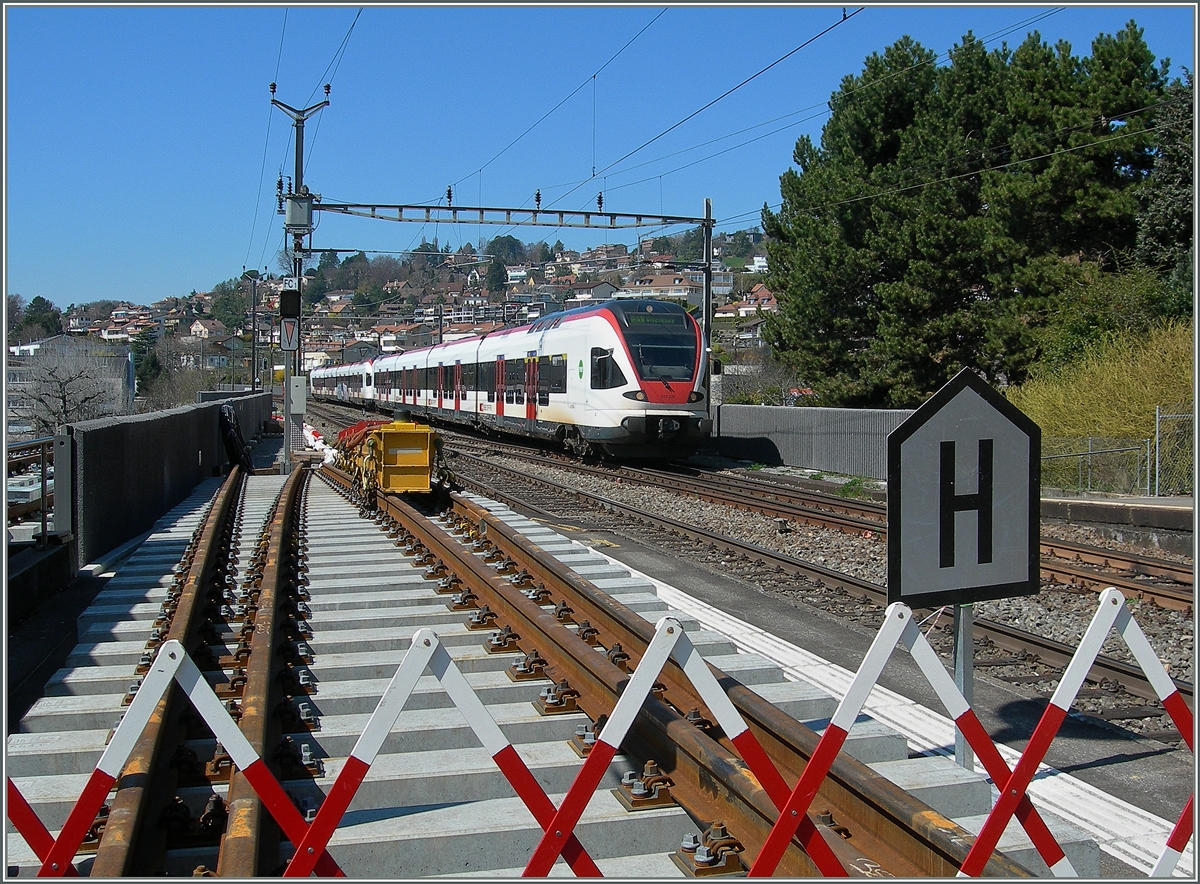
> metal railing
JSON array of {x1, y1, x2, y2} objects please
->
[
  {"x1": 6, "y1": 436, "x2": 54, "y2": 545},
  {"x1": 1040, "y1": 437, "x2": 1151, "y2": 496}
]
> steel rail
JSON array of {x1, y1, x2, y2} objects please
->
[
  {"x1": 218, "y1": 466, "x2": 309, "y2": 877},
  {"x1": 450, "y1": 445, "x2": 1192, "y2": 608},
  {"x1": 90, "y1": 467, "x2": 245, "y2": 876},
  {"x1": 322, "y1": 464, "x2": 1029, "y2": 877},
  {"x1": 453, "y1": 459, "x2": 1193, "y2": 708},
  {"x1": 1038, "y1": 558, "x2": 1192, "y2": 612},
  {"x1": 447, "y1": 492, "x2": 1031, "y2": 878}
]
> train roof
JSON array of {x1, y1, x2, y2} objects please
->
[{"x1": 324, "y1": 299, "x2": 696, "y2": 369}]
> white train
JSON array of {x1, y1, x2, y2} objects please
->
[{"x1": 311, "y1": 299, "x2": 713, "y2": 459}]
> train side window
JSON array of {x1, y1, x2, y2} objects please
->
[
  {"x1": 479, "y1": 361, "x2": 495, "y2": 402},
  {"x1": 590, "y1": 348, "x2": 627, "y2": 389},
  {"x1": 539, "y1": 354, "x2": 567, "y2": 394}
]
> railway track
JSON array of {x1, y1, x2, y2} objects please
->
[
  {"x1": 305, "y1": 407, "x2": 1193, "y2": 733},
  {"x1": 443, "y1": 435, "x2": 1192, "y2": 612},
  {"x1": 444, "y1": 450, "x2": 1193, "y2": 735},
  {"x1": 10, "y1": 462, "x2": 1050, "y2": 877}
]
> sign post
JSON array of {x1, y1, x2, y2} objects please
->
[
  {"x1": 887, "y1": 368, "x2": 1040, "y2": 767},
  {"x1": 279, "y1": 281, "x2": 301, "y2": 475}
]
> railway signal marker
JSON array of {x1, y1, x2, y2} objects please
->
[
  {"x1": 887, "y1": 368, "x2": 1040, "y2": 608},
  {"x1": 280, "y1": 317, "x2": 300, "y2": 352}
]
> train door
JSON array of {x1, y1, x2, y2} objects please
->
[
  {"x1": 436, "y1": 363, "x2": 444, "y2": 411},
  {"x1": 524, "y1": 354, "x2": 537, "y2": 426},
  {"x1": 495, "y1": 357, "x2": 505, "y2": 418},
  {"x1": 454, "y1": 361, "x2": 462, "y2": 413}
]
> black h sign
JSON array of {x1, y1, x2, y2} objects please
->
[
  {"x1": 940, "y1": 439, "x2": 993, "y2": 568},
  {"x1": 887, "y1": 368, "x2": 1040, "y2": 608}
]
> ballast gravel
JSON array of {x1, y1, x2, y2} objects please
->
[{"x1": 479, "y1": 454, "x2": 1194, "y2": 688}]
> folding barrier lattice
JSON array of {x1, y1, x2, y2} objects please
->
[
  {"x1": 7, "y1": 641, "x2": 345, "y2": 877},
  {"x1": 280, "y1": 627, "x2": 602, "y2": 877},
  {"x1": 748, "y1": 602, "x2": 1073, "y2": 876},
  {"x1": 959, "y1": 588, "x2": 1193, "y2": 878},
  {"x1": 523, "y1": 616, "x2": 851, "y2": 877},
  {"x1": 10, "y1": 591, "x2": 1190, "y2": 878},
  {"x1": 749, "y1": 590, "x2": 1193, "y2": 878}
]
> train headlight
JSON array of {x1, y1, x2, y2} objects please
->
[
  {"x1": 622, "y1": 390, "x2": 648, "y2": 401},
  {"x1": 688, "y1": 392, "x2": 705, "y2": 403}
]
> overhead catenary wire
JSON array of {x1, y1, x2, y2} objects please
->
[
  {"x1": 542, "y1": 7, "x2": 866, "y2": 216},
  {"x1": 574, "y1": 7, "x2": 1071, "y2": 222},
  {"x1": 449, "y1": 7, "x2": 668, "y2": 195},
  {"x1": 302, "y1": 7, "x2": 363, "y2": 179}
]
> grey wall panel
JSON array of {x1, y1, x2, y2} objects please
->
[
  {"x1": 69, "y1": 393, "x2": 272, "y2": 569},
  {"x1": 714, "y1": 405, "x2": 913, "y2": 479}
]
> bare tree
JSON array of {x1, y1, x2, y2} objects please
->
[
  {"x1": 719, "y1": 347, "x2": 807, "y2": 406},
  {"x1": 24, "y1": 354, "x2": 132, "y2": 434},
  {"x1": 136, "y1": 333, "x2": 217, "y2": 410}
]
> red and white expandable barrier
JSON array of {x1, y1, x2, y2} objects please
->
[
  {"x1": 282, "y1": 627, "x2": 601, "y2": 877},
  {"x1": 524, "y1": 616, "x2": 851, "y2": 877},
  {"x1": 960, "y1": 588, "x2": 1193, "y2": 877},
  {"x1": 8, "y1": 641, "x2": 345, "y2": 878},
  {"x1": 11, "y1": 591, "x2": 1189, "y2": 878}
]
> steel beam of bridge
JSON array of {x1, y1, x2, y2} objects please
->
[{"x1": 314, "y1": 202, "x2": 709, "y2": 229}]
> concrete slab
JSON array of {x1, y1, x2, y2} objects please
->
[
  {"x1": 805, "y1": 714, "x2": 909, "y2": 764},
  {"x1": 280, "y1": 740, "x2": 640, "y2": 819},
  {"x1": 5, "y1": 729, "x2": 109, "y2": 777},
  {"x1": 313, "y1": 790, "x2": 695, "y2": 878},
  {"x1": 278, "y1": 701, "x2": 589, "y2": 757},
  {"x1": 870, "y1": 756, "x2": 992, "y2": 819},
  {"x1": 954, "y1": 811, "x2": 1101, "y2": 877},
  {"x1": 751, "y1": 680, "x2": 839, "y2": 722}
]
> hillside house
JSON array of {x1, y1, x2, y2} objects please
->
[{"x1": 189, "y1": 318, "x2": 227, "y2": 339}]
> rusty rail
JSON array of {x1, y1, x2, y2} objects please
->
[
  {"x1": 90, "y1": 467, "x2": 245, "y2": 876},
  {"x1": 218, "y1": 466, "x2": 310, "y2": 876},
  {"x1": 321, "y1": 464, "x2": 1029, "y2": 877}
]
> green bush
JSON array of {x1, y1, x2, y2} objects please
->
[{"x1": 1005, "y1": 321, "x2": 1193, "y2": 438}]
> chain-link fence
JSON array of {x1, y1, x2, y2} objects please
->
[
  {"x1": 1154, "y1": 404, "x2": 1194, "y2": 496},
  {"x1": 1040, "y1": 405, "x2": 1194, "y2": 497},
  {"x1": 1041, "y1": 437, "x2": 1152, "y2": 496}
]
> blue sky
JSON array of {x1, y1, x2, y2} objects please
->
[{"x1": 5, "y1": 4, "x2": 1195, "y2": 311}]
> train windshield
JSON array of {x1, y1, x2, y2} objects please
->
[{"x1": 611, "y1": 302, "x2": 698, "y2": 382}]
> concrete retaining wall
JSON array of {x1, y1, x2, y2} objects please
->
[
  {"x1": 714, "y1": 404, "x2": 913, "y2": 479},
  {"x1": 64, "y1": 393, "x2": 272, "y2": 570}
]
